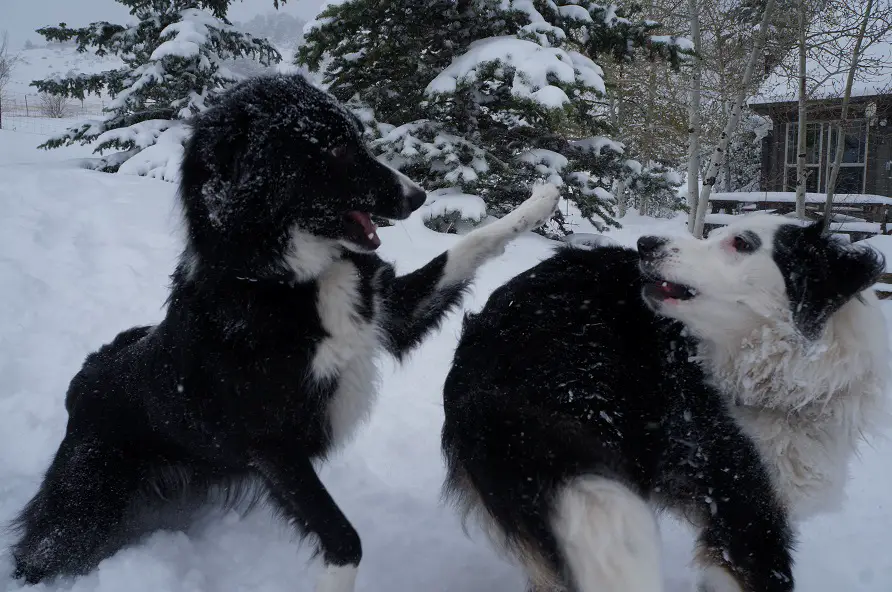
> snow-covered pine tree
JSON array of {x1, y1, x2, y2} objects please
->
[
  {"x1": 32, "y1": 0, "x2": 280, "y2": 179},
  {"x1": 298, "y1": 0, "x2": 689, "y2": 236}
]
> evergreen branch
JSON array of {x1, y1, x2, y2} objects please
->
[{"x1": 30, "y1": 72, "x2": 110, "y2": 101}]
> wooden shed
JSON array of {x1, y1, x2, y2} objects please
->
[{"x1": 750, "y1": 95, "x2": 892, "y2": 201}]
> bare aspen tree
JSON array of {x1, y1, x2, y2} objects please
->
[
  {"x1": 823, "y1": 0, "x2": 875, "y2": 230},
  {"x1": 686, "y1": 0, "x2": 702, "y2": 232},
  {"x1": 611, "y1": 64, "x2": 630, "y2": 217},
  {"x1": 693, "y1": 0, "x2": 777, "y2": 237},
  {"x1": 795, "y1": 0, "x2": 809, "y2": 218}
]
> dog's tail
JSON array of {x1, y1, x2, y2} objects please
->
[{"x1": 441, "y1": 397, "x2": 662, "y2": 592}]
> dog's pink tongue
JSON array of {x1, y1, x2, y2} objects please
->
[{"x1": 349, "y1": 211, "x2": 381, "y2": 248}]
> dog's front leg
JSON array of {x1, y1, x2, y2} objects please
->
[
  {"x1": 437, "y1": 183, "x2": 560, "y2": 289},
  {"x1": 383, "y1": 184, "x2": 560, "y2": 357},
  {"x1": 250, "y1": 449, "x2": 361, "y2": 592}
]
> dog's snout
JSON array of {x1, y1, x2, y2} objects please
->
[
  {"x1": 637, "y1": 236, "x2": 668, "y2": 260},
  {"x1": 404, "y1": 183, "x2": 427, "y2": 213},
  {"x1": 396, "y1": 172, "x2": 426, "y2": 216}
]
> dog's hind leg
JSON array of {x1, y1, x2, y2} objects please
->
[
  {"x1": 550, "y1": 476, "x2": 663, "y2": 592},
  {"x1": 250, "y1": 448, "x2": 361, "y2": 592},
  {"x1": 442, "y1": 399, "x2": 659, "y2": 592},
  {"x1": 11, "y1": 436, "x2": 148, "y2": 583}
]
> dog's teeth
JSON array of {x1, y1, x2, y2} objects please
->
[
  {"x1": 367, "y1": 232, "x2": 375, "y2": 240},
  {"x1": 661, "y1": 282, "x2": 669, "y2": 288}
]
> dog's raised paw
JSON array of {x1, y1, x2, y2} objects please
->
[{"x1": 505, "y1": 183, "x2": 560, "y2": 233}]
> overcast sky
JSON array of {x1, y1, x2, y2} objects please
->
[{"x1": 2, "y1": 0, "x2": 326, "y2": 47}]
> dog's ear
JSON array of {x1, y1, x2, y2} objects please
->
[{"x1": 773, "y1": 222, "x2": 885, "y2": 339}]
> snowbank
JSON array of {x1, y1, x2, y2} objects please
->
[
  {"x1": 419, "y1": 190, "x2": 487, "y2": 223},
  {"x1": 1, "y1": 128, "x2": 890, "y2": 591}
]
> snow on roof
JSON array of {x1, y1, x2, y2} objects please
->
[
  {"x1": 425, "y1": 36, "x2": 605, "y2": 109},
  {"x1": 705, "y1": 212, "x2": 884, "y2": 234},
  {"x1": 710, "y1": 191, "x2": 892, "y2": 205},
  {"x1": 752, "y1": 28, "x2": 892, "y2": 104}
]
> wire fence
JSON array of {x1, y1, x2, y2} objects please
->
[
  {"x1": 0, "y1": 116, "x2": 82, "y2": 136},
  {"x1": 1, "y1": 93, "x2": 105, "y2": 136}
]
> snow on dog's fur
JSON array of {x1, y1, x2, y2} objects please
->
[
  {"x1": 442, "y1": 213, "x2": 886, "y2": 592},
  {"x1": 8, "y1": 73, "x2": 559, "y2": 592},
  {"x1": 639, "y1": 214, "x2": 889, "y2": 520}
]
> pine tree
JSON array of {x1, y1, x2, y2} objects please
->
[
  {"x1": 298, "y1": 0, "x2": 689, "y2": 236},
  {"x1": 32, "y1": 0, "x2": 280, "y2": 178}
]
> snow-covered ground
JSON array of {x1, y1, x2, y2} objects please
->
[{"x1": 0, "y1": 128, "x2": 890, "y2": 592}]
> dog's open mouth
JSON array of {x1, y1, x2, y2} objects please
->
[
  {"x1": 642, "y1": 277, "x2": 698, "y2": 302},
  {"x1": 343, "y1": 211, "x2": 381, "y2": 250}
]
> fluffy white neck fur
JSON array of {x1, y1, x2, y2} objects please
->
[{"x1": 697, "y1": 291, "x2": 890, "y2": 521}]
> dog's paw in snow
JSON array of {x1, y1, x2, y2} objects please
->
[{"x1": 437, "y1": 184, "x2": 560, "y2": 289}]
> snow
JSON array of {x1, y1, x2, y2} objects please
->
[
  {"x1": 372, "y1": 122, "x2": 489, "y2": 184},
  {"x1": 568, "y1": 51, "x2": 606, "y2": 94},
  {"x1": 419, "y1": 190, "x2": 487, "y2": 223},
  {"x1": 711, "y1": 191, "x2": 892, "y2": 205},
  {"x1": 94, "y1": 120, "x2": 178, "y2": 152},
  {"x1": 425, "y1": 36, "x2": 604, "y2": 109},
  {"x1": 558, "y1": 5, "x2": 593, "y2": 22},
  {"x1": 859, "y1": 235, "x2": 892, "y2": 270},
  {"x1": 117, "y1": 124, "x2": 191, "y2": 182},
  {"x1": 1, "y1": 128, "x2": 891, "y2": 591},
  {"x1": 650, "y1": 35, "x2": 695, "y2": 51},
  {"x1": 571, "y1": 135, "x2": 625, "y2": 154},
  {"x1": 152, "y1": 17, "x2": 210, "y2": 61},
  {"x1": 2, "y1": 44, "x2": 123, "y2": 101},
  {"x1": 518, "y1": 148, "x2": 568, "y2": 185}
]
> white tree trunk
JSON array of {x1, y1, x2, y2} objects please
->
[
  {"x1": 641, "y1": 65, "x2": 657, "y2": 217},
  {"x1": 795, "y1": 0, "x2": 808, "y2": 219},
  {"x1": 615, "y1": 178, "x2": 628, "y2": 217},
  {"x1": 686, "y1": 0, "x2": 702, "y2": 232},
  {"x1": 692, "y1": 0, "x2": 776, "y2": 237},
  {"x1": 613, "y1": 66, "x2": 629, "y2": 217},
  {"x1": 823, "y1": 0, "x2": 873, "y2": 230}
]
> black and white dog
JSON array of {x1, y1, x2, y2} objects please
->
[
  {"x1": 10, "y1": 74, "x2": 559, "y2": 591},
  {"x1": 441, "y1": 214, "x2": 888, "y2": 592}
]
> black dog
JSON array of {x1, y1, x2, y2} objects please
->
[
  {"x1": 441, "y1": 243, "x2": 798, "y2": 592},
  {"x1": 11, "y1": 74, "x2": 559, "y2": 591}
]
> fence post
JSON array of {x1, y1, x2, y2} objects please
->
[{"x1": 25, "y1": 95, "x2": 29, "y2": 117}]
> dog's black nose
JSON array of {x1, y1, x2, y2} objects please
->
[
  {"x1": 637, "y1": 236, "x2": 668, "y2": 259},
  {"x1": 405, "y1": 185, "x2": 427, "y2": 213}
]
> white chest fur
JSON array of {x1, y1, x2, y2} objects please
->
[
  {"x1": 312, "y1": 259, "x2": 383, "y2": 448},
  {"x1": 702, "y1": 294, "x2": 890, "y2": 522}
]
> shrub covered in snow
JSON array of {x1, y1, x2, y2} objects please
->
[
  {"x1": 299, "y1": 0, "x2": 688, "y2": 236},
  {"x1": 32, "y1": 0, "x2": 280, "y2": 179}
]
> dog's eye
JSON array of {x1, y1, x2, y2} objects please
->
[{"x1": 732, "y1": 235, "x2": 757, "y2": 253}]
